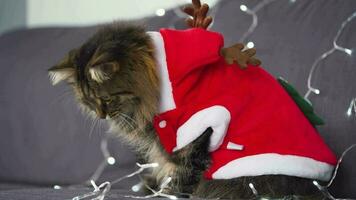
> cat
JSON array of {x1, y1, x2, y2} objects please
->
[{"x1": 48, "y1": 22, "x2": 327, "y2": 199}]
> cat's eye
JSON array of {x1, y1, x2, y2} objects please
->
[
  {"x1": 111, "y1": 91, "x2": 133, "y2": 96},
  {"x1": 101, "y1": 96, "x2": 110, "y2": 100},
  {"x1": 101, "y1": 96, "x2": 112, "y2": 103}
]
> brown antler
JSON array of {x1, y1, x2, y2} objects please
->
[
  {"x1": 183, "y1": 0, "x2": 261, "y2": 68},
  {"x1": 183, "y1": 0, "x2": 213, "y2": 29},
  {"x1": 221, "y1": 43, "x2": 262, "y2": 69}
]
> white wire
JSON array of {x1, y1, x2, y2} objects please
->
[
  {"x1": 327, "y1": 144, "x2": 356, "y2": 188},
  {"x1": 87, "y1": 137, "x2": 112, "y2": 183},
  {"x1": 305, "y1": 11, "x2": 356, "y2": 100},
  {"x1": 71, "y1": 162, "x2": 159, "y2": 200},
  {"x1": 347, "y1": 98, "x2": 356, "y2": 116},
  {"x1": 313, "y1": 144, "x2": 356, "y2": 200},
  {"x1": 248, "y1": 183, "x2": 259, "y2": 197},
  {"x1": 124, "y1": 176, "x2": 177, "y2": 200},
  {"x1": 239, "y1": 0, "x2": 278, "y2": 43}
]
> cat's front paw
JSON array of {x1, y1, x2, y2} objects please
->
[{"x1": 139, "y1": 174, "x2": 160, "y2": 195}]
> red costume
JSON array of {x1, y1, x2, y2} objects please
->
[{"x1": 148, "y1": 28, "x2": 337, "y2": 181}]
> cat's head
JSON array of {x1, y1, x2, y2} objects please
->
[{"x1": 48, "y1": 23, "x2": 159, "y2": 129}]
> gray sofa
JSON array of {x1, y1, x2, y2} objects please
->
[{"x1": 0, "y1": 0, "x2": 355, "y2": 199}]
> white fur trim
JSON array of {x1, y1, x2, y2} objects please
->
[
  {"x1": 147, "y1": 31, "x2": 176, "y2": 113},
  {"x1": 227, "y1": 142, "x2": 244, "y2": 150},
  {"x1": 173, "y1": 105, "x2": 231, "y2": 152},
  {"x1": 212, "y1": 153, "x2": 334, "y2": 181}
]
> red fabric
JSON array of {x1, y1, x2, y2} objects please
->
[{"x1": 153, "y1": 28, "x2": 337, "y2": 179}]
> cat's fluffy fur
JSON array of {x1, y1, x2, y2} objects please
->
[{"x1": 49, "y1": 23, "x2": 322, "y2": 199}]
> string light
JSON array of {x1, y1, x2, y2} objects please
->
[
  {"x1": 156, "y1": 8, "x2": 166, "y2": 17},
  {"x1": 238, "y1": 0, "x2": 279, "y2": 52},
  {"x1": 87, "y1": 136, "x2": 115, "y2": 184},
  {"x1": 131, "y1": 182, "x2": 144, "y2": 192},
  {"x1": 346, "y1": 98, "x2": 356, "y2": 117},
  {"x1": 247, "y1": 41, "x2": 255, "y2": 48},
  {"x1": 71, "y1": 180, "x2": 111, "y2": 200},
  {"x1": 111, "y1": 163, "x2": 159, "y2": 185},
  {"x1": 71, "y1": 162, "x2": 159, "y2": 200},
  {"x1": 125, "y1": 176, "x2": 178, "y2": 199},
  {"x1": 51, "y1": 134, "x2": 114, "y2": 190},
  {"x1": 53, "y1": 185, "x2": 61, "y2": 190},
  {"x1": 107, "y1": 157, "x2": 116, "y2": 165},
  {"x1": 240, "y1": 5, "x2": 248, "y2": 12},
  {"x1": 326, "y1": 144, "x2": 356, "y2": 188},
  {"x1": 248, "y1": 183, "x2": 259, "y2": 197},
  {"x1": 312, "y1": 181, "x2": 336, "y2": 200},
  {"x1": 239, "y1": 0, "x2": 277, "y2": 43},
  {"x1": 304, "y1": 11, "x2": 356, "y2": 100},
  {"x1": 312, "y1": 144, "x2": 356, "y2": 200}
]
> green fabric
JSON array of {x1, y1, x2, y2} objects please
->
[{"x1": 277, "y1": 77, "x2": 325, "y2": 126}]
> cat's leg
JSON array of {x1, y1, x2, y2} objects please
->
[
  {"x1": 166, "y1": 128, "x2": 213, "y2": 196},
  {"x1": 139, "y1": 141, "x2": 176, "y2": 193},
  {"x1": 139, "y1": 128, "x2": 212, "y2": 196}
]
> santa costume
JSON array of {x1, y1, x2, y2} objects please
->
[{"x1": 147, "y1": 28, "x2": 337, "y2": 181}]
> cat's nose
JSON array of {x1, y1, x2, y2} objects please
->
[{"x1": 95, "y1": 99, "x2": 107, "y2": 119}]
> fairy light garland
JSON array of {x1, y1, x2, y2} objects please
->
[
  {"x1": 125, "y1": 176, "x2": 177, "y2": 199},
  {"x1": 71, "y1": 162, "x2": 160, "y2": 200},
  {"x1": 238, "y1": 1, "x2": 355, "y2": 104},
  {"x1": 87, "y1": 136, "x2": 115, "y2": 184},
  {"x1": 239, "y1": 0, "x2": 278, "y2": 48},
  {"x1": 304, "y1": 11, "x2": 356, "y2": 101},
  {"x1": 312, "y1": 144, "x2": 356, "y2": 200},
  {"x1": 347, "y1": 98, "x2": 356, "y2": 117},
  {"x1": 248, "y1": 183, "x2": 259, "y2": 197}
]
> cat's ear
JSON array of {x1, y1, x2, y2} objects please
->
[
  {"x1": 89, "y1": 62, "x2": 120, "y2": 83},
  {"x1": 48, "y1": 50, "x2": 77, "y2": 85},
  {"x1": 48, "y1": 65, "x2": 76, "y2": 85}
]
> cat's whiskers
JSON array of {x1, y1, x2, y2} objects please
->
[
  {"x1": 121, "y1": 113, "x2": 148, "y2": 135},
  {"x1": 108, "y1": 110, "x2": 138, "y2": 127},
  {"x1": 119, "y1": 112, "x2": 137, "y2": 125},
  {"x1": 108, "y1": 110, "x2": 120, "y2": 119},
  {"x1": 89, "y1": 117, "x2": 100, "y2": 138},
  {"x1": 49, "y1": 89, "x2": 73, "y2": 106},
  {"x1": 109, "y1": 112, "x2": 148, "y2": 138},
  {"x1": 118, "y1": 113, "x2": 136, "y2": 131}
]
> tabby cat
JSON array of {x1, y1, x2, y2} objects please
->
[
  {"x1": 49, "y1": 23, "x2": 317, "y2": 199},
  {"x1": 48, "y1": 2, "x2": 323, "y2": 199}
]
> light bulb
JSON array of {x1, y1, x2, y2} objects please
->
[
  {"x1": 107, "y1": 157, "x2": 116, "y2": 165},
  {"x1": 247, "y1": 41, "x2": 255, "y2": 48},
  {"x1": 169, "y1": 196, "x2": 178, "y2": 200},
  {"x1": 240, "y1": 5, "x2": 248, "y2": 12},
  {"x1": 53, "y1": 185, "x2": 61, "y2": 189},
  {"x1": 345, "y1": 48, "x2": 352, "y2": 55},
  {"x1": 131, "y1": 182, "x2": 142, "y2": 192},
  {"x1": 313, "y1": 180, "x2": 318, "y2": 186},
  {"x1": 312, "y1": 88, "x2": 320, "y2": 95},
  {"x1": 347, "y1": 108, "x2": 352, "y2": 116},
  {"x1": 156, "y1": 9, "x2": 165, "y2": 17}
]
